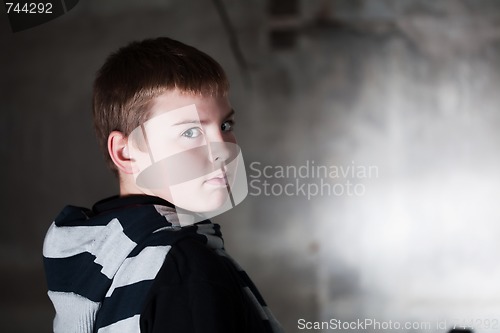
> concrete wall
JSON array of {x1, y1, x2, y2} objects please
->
[{"x1": 2, "y1": 1, "x2": 500, "y2": 332}]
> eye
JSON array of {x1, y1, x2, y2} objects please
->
[
  {"x1": 182, "y1": 127, "x2": 203, "y2": 138},
  {"x1": 221, "y1": 120, "x2": 235, "y2": 132}
]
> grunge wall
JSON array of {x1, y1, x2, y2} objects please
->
[{"x1": 2, "y1": 1, "x2": 500, "y2": 332}]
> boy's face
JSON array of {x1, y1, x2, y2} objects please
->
[{"x1": 127, "y1": 90, "x2": 247, "y2": 220}]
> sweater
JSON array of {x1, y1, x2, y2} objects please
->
[{"x1": 43, "y1": 195, "x2": 283, "y2": 333}]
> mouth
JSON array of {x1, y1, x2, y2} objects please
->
[{"x1": 204, "y1": 171, "x2": 229, "y2": 187}]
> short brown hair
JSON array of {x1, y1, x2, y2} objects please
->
[{"x1": 92, "y1": 37, "x2": 230, "y2": 174}]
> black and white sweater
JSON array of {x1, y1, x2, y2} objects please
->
[{"x1": 43, "y1": 195, "x2": 284, "y2": 333}]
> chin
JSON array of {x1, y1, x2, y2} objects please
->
[
  {"x1": 146, "y1": 178, "x2": 233, "y2": 214},
  {"x1": 183, "y1": 195, "x2": 229, "y2": 213}
]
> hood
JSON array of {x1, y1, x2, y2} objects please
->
[
  {"x1": 42, "y1": 195, "x2": 202, "y2": 333},
  {"x1": 43, "y1": 195, "x2": 177, "y2": 297}
]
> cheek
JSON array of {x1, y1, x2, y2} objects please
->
[
  {"x1": 150, "y1": 138, "x2": 193, "y2": 162},
  {"x1": 224, "y1": 133, "x2": 237, "y2": 144},
  {"x1": 160, "y1": 146, "x2": 214, "y2": 186},
  {"x1": 180, "y1": 146, "x2": 211, "y2": 165},
  {"x1": 179, "y1": 137, "x2": 208, "y2": 151}
]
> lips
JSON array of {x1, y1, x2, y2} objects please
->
[{"x1": 204, "y1": 172, "x2": 229, "y2": 187}]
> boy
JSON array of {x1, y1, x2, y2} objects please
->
[{"x1": 43, "y1": 37, "x2": 284, "y2": 333}]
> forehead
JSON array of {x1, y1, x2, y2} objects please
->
[{"x1": 147, "y1": 90, "x2": 231, "y2": 121}]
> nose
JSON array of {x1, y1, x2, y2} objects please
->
[
  {"x1": 206, "y1": 131, "x2": 234, "y2": 165},
  {"x1": 208, "y1": 143, "x2": 232, "y2": 166}
]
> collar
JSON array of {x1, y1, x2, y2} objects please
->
[{"x1": 92, "y1": 194, "x2": 175, "y2": 215}]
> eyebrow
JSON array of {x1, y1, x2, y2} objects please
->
[{"x1": 172, "y1": 109, "x2": 235, "y2": 126}]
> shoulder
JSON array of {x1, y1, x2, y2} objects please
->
[
  {"x1": 139, "y1": 239, "x2": 250, "y2": 333},
  {"x1": 154, "y1": 237, "x2": 237, "y2": 288}
]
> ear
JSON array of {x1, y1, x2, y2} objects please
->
[{"x1": 108, "y1": 131, "x2": 135, "y2": 174}]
